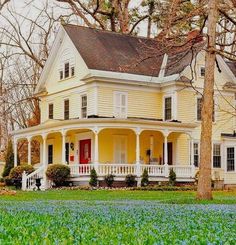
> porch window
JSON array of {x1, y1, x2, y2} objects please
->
[
  {"x1": 114, "y1": 136, "x2": 127, "y2": 164},
  {"x1": 64, "y1": 99, "x2": 69, "y2": 120},
  {"x1": 48, "y1": 103, "x2": 53, "y2": 119},
  {"x1": 164, "y1": 97, "x2": 172, "y2": 121},
  {"x1": 193, "y1": 143, "x2": 199, "y2": 167},
  {"x1": 65, "y1": 142, "x2": 69, "y2": 164},
  {"x1": 48, "y1": 144, "x2": 53, "y2": 164},
  {"x1": 213, "y1": 144, "x2": 221, "y2": 168},
  {"x1": 81, "y1": 95, "x2": 87, "y2": 118},
  {"x1": 227, "y1": 147, "x2": 235, "y2": 172},
  {"x1": 114, "y1": 92, "x2": 127, "y2": 118}
]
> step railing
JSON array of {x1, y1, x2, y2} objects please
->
[{"x1": 22, "y1": 165, "x2": 45, "y2": 191}]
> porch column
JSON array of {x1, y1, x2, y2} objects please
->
[
  {"x1": 27, "y1": 136, "x2": 32, "y2": 165},
  {"x1": 61, "y1": 130, "x2": 66, "y2": 164},
  {"x1": 42, "y1": 133, "x2": 47, "y2": 168},
  {"x1": 93, "y1": 127, "x2": 99, "y2": 172},
  {"x1": 135, "y1": 128, "x2": 141, "y2": 181},
  {"x1": 13, "y1": 138, "x2": 17, "y2": 167},
  {"x1": 163, "y1": 130, "x2": 169, "y2": 177}
]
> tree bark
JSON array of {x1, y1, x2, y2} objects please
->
[{"x1": 197, "y1": 0, "x2": 219, "y2": 200}]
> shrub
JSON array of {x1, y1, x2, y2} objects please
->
[
  {"x1": 125, "y1": 174, "x2": 136, "y2": 187},
  {"x1": 169, "y1": 168, "x2": 176, "y2": 186},
  {"x1": 4, "y1": 176, "x2": 13, "y2": 186},
  {"x1": 141, "y1": 168, "x2": 149, "y2": 187},
  {"x1": 89, "y1": 168, "x2": 98, "y2": 187},
  {"x1": 46, "y1": 164, "x2": 70, "y2": 187},
  {"x1": 104, "y1": 174, "x2": 114, "y2": 187},
  {"x1": 9, "y1": 165, "x2": 34, "y2": 181}
]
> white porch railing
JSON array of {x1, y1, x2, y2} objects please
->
[
  {"x1": 169, "y1": 165, "x2": 193, "y2": 178},
  {"x1": 141, "y1": 165, "x2": 166, "y2": 177},
  {"x1": 98, "y1": 164, "x2": 136, "y2": 176},
  {"x1": 22, "y1": 165, "x2": 45, "y2": 191},
  {"x1": 68, "y1": 163, "x2": 194, "y2": 179}
]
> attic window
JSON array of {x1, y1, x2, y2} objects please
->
[
  {"x1": 64, "y1": 62, "x2": 70, "y2": 78},
  {"x1": 200, "y1": 67, "x2": 205, "y2": 77}
]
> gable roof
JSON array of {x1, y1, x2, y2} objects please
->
[
  {"x1": 63, "y1": 24, "x2": 204, "y2": 78},
  {"x1": 226, "y1": 61, "x2": 236, "y2": 77}
]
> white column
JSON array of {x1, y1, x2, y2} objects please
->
[
  {"x1": 27, "y1": 137, "x2": 32, "y2": 165},
  {"x1": 164, "y1": 135, "x2": 168, "y2": 165},
  {"x1": 61, "y1": 130, "x2": 66, "y2": 164},
  {"x1": 13, "y1": 138, "x2": 17, "y2": 167},
  {"x1": 42, "y1": 134, "x2": 47, "y2": 168},
  {"x1": 94, "y1": 132, "x2": 99, "y2": 164},
  {"x1": 163, "y1": 131, "x2": 169, "y2": 177}
]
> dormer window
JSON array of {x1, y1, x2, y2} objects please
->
[
  {"x1": 59, "y1": 49, "x2": 75, "y2": 80},
  {"x1": 64, "y1": 62, "x2": 70, "y2": 78},
  {"x1": 200, "y1": 67, "x2": 205, "y2": 77}
]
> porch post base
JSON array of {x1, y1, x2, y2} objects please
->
[
  {"x1": 164, "y1": 164, "x2": 169, "y2": 178},
  {"x1": 136, "y1": 177, "x2": 141, "y2": 187}
]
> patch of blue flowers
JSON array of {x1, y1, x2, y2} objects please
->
[{"x1": 0, "y1": 200, "x2": 235, "y2": 244}]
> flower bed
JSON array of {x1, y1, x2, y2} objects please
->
[{"x1": 0, "y1": 200, "x2": 235, "y2": 243}]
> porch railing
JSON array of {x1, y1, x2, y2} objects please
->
[{"x1": 68, "y1": 163, "x2": 194, "y2": 179}]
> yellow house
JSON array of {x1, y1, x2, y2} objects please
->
[{"x1": 12, "y1": 24, "x2": 236, "y2": 190}]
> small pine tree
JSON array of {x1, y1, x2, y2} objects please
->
[
  {"x1": 169, "y1": 168, "x2": 176, "y2": 186},
  {"x1": 2, "y1": 140, "x2": 15, "y2": 177},
  {"x1": 89, "y1": 168, "x2": 98, "y2": 187},
  {"x1": 141, "y1": 168, "x2": 149, "y2": 187}
]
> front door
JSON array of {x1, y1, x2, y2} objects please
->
[{"x1": 79, "y1": 139, "x2": 91, "y2": 164}]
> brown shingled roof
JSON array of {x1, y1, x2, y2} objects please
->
[
  {"x1": 226, "y1": 61, "x2": 236, "y2": 77},
  {"x1": 64, "y1": 24, "x2": 204, "y2": 77}
]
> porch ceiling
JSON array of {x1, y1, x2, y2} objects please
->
[{"x1": 12, "y1": 118, "x2": 197, "y2": 139}]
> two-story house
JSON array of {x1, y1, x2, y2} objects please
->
[{"x1": 12, "y1": 24, "x2": 236, "y2": 190}]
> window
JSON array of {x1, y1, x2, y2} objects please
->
[
  {"x1": 71, "y1": 66, "x2": 75, "y2": 76},
  {"x1": 197, "y1": 97, "x2": 215, "y2": 122},
  {"x1": 48, "y1": 145, "x2": 53, "y2": 164},
  {"x1": 48, "y1": 104, "x2": 54, "y2": 119},
  {"x1": 114, "y1": 136, "x2": 127, "y2": 164},
  {"x1": 114, "y1": 92, "x2": 127, "y2": 118},
  {"x1": 64, "y1": 99, "x2": 69, "y2": 120},
  {"x1": 64, "y1": 62, "x2": 70, "y2": 78},
  {"x1": 60, "y1": 70, "x2": 63, "y2": 80},
  {"x1": 194, "y1": 143, "x2": 199, "y2": 167},
  {"x1": 81, "y1": 95, "x2": 87, "y2": 118},
  {"x1": 213, "y1": 144, "x2": 221, "y2": 168},
  {"x1": 164, "y1": 97, "x2": 172, "y2": 121},
  {"x1": 227, "y1": 147, "x2": 235, "y2": 172},
  {"x1": 65, "y1": 142, "x2": 69, "y2": 164},
  {"x1": 197, "y1": 97, "x2": 202, "y2": 121},
  {"x1": 200, "y1": 67, "x2": 205, "y2": 77}
]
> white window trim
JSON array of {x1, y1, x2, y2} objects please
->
[
  {"x1": 64, "y1": 98, "x2": 70, "y2": 120},
  {"x1": 212, "y1": 142, "x2": 222, "y2": 169},
  {"x1": 225, "y1": 145, "x2": 236, "y2": 173},
  {"x1": 193, "y1": 141, "x2": 200, "y2": 167},
  {"x1": 48, "y1": 103, "x2": 54, "y2": 120},
  {"x1": 81, "y1": 94, "x2": 88, "y2": 119},
  {"x1": 163, "y1": 94, "x2": 174, "y2": 121},
  {"x1": 196, "y1": 95, "x2": 202, "y2": 122},
  {"x1": 113, "y1": 91, "x2": 128, "y2": 118}
]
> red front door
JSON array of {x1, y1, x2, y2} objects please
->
[{"x1": 79, "y1": 139, "x2": 91, "y2": 164}]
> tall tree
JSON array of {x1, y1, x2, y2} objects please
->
[{"x1": 197, "y1": 0, "x2": 219, "y2": 200}]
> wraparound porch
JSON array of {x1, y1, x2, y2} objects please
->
[{"x1": 12, "y1": 118, "x2": 197, "y2": 190}]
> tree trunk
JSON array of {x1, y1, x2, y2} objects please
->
[{"x1": 197, "y1": 0, "x2": 219, "y2": 200}]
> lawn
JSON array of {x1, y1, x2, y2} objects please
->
[{"x1": 0, "y1": 190, "x2": 236, "y2": 244}]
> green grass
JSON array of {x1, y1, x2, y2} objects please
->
[
  {"x1": 0, "y1": 189, "x2": 236, "y2": 204},
  {"x1": 0, "y1": 190, "x2": 236, "y2": 243}
]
